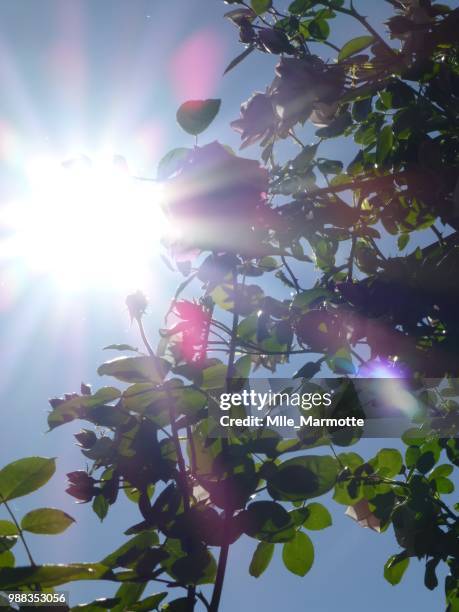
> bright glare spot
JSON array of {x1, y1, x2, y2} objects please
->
[{"x1": 4, "y1": 154, "x2": 167, "y2": 291}]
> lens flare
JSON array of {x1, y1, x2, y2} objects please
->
[{"x1": 3, "y1": 154, "x2": 166, "y2": 291}]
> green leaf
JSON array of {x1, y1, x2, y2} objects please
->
[
  {"x1": 384, "y1": 554, "x2": 409, "y2": 585},
  {"x1": 397, "y1": 234, "x2": 409, "y2": 250},
  {"x1": 162, "y1": 598, "x2": 190, "y2": 612},
  {"x1": 176, "y1": 99, "x2": 221, "y2": 135},
  {"x1": 112, "y1": 583, "x2": 146, "y2": 612},
  {"x1": 302, "y1": 503, "x2": 332, "y2": 530},
  {"x1": 251, "y1": 0, "x2": 272, "y2": 15},
  {"x1": 97, "y1": 356, "x2": 168, "y2": 385},
  {"x1": 374, "y1": 449, "x2": 402, "y2": 478},
  {"x1": 92, "y1": 495, "x2": 109, "y2": 522},
  {"x1": 0, "y1": 563, "x2": 114, "y2": 589},
  {"x1": 268, "y1": 455, "x2": 338, "y2": 501},
  {"x1": 224, "y1": 46, "x2": 255, "y2": 75},
  {"x1": 434, "y1": 476, "x2": 454, "y2": 494},
  {"x1": 292, "y1": 288, "x2": 331, "y2": 312},
  {"x1": 249, "y1": 541, "x2": 274, "y2": 578},
  {"x1": 102, "y1": 532, "x2": 159, "y2": 568},
  {"x1": 282, "y1": 531, "x2": 314, "y2": 576},
  {"x1": 124, "y1": 483, "x2": 155, "y2": 504},
  {"x1": 21, "y1": 508, "x2": 75, "y2": 535},
  {"x1": 0, "y1": 457, "x2": 56, "y2": 502},
  {"x1": 103, "y1": 344, "x2": 139, "y2": 352},
  {"x1": 156, "y1": 148, "x2": 191, "y2": 180},
  {"x1": 339, "y1": 35, "x2": 374, "y2": 61},
  {"x1": 428, "y1": 464, "x2": 453, "y2": 479},
  {"x1": 0, "y1": 551, "x2": 14, "y2": 568},
  {"x1": 48, "y1": 387, "x2": 122, "y2": 430},
  {"x1": 292, "y1": 144, "x2": 319, "y2": 170},
  {"x1": 202, "y1": 364, "x2": 227, "y2": 390},
  {"x1": 0, "y1": 521, "x2": 18, "y2": 536},
  {"x1": 0, "y1": 536, "x2": 17, "y2": 553},
  {"x1": 242, "y1": 501, "x2": 295, "y2": 543},
  {"x1": 131, "y1": 593, "x2": 168, "y2": 611},
  {"x1": 234, "y1": 355, "x2": 252, "y2": 378},
  {"x1": 308, "y1": 18, "x2": 330, "y2": 41},
  {"x1": 376, "y1": 125, "x2": 394, "y2": 164}
]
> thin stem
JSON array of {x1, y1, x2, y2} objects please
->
[
  {"x1": 351, "y1": 348, "x2": 365, "y2": 365},
  {"x1": 368, "y1": 236, "x2": 387, "y2": 262},
  {"x1": 328, "y1": 443, "x2": 344, "y2": 469},
  {"x1": 209, "y1": 270, "x2": 240, "y2": 612},
  {"x1": 135, "y1": 317, "x2": 195, "y2": 609},
  {"x1": 288, "y1": 130, "x2": 305, "y2": 147},
  {"x1": 348, "y1": 236, "x2": 356, "y2": 281},
  {"x1": 136, "y1": 317, "x2": 155, "y2": 358},
  {"x1": 431, "y1": 225, "x2": 445, "y2": 246},
  {"x1": 2, "y1": 497, "x2": 36, "y2": 566},
  {"x1": 327, "y1": 2, "x2": 397, "y2": 59},
  {"x1": 196, "y1": 592, "x2": 211, "y2": 611},
  {"x1": 281, "y1": 256, "x2": 302, "y2": 293}
]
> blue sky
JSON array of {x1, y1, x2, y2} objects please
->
[{"x1": 0, "y1": 1, "x2": 456, "y2": 610}]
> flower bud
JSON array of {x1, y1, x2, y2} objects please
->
[
  {"x1": 126, "y1": 291, "x2": 148, "y2": 322},
  {"x1": 66, "y1": 471, "x2": 98, "y2": 503},
  {"x1": 74, "y1": 430, "x2": 97, "y2": 449}
]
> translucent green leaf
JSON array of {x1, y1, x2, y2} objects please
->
[
  {"x1": 202, "y1": 364, "x2": 227, "y2": 390},
  {"x1": 0, "y1": 563, "x2": 114, "y2": 589},
  {"x1": 291, "y1": 288, "x2": 331, "y2": 312},
  {"x1": 157, "y1": 148, "x2": 191, "y2": 180},
  {"x1": 251, "y1": 0, "x2": 272, "y2": 15},
  {"x1": 384, "y1": 554, "x2": 409, "y2": 585},
  {"x1": 92, "y1": 495, "x2": 109, "y2": 522},
  {"x1": 282, "y1": 531, "x2": 314, "y2": 576},
  {"x1": 48, "y1": 387, "x2": 121, "y2": 430},
  {"x1": 376, "y1": 125, "x2": 394, "y2": 164},
  {"x1": 374, "y1": 449, "x2": 403, "y2": 478},
  {"x1": 97, "y1": 356, "x2": 168, "y2": 385},
  {"x1": 0, "y1": 551, "x2": 14, "y2": 568},
  {"x1": 21, "y1": 508, "x2": 75, "y2": 535},
  {"x1": 433, "y1": 476, "x2": 454, "y2": 494},
  {"x1": 249, "y1": 541, "x2": 274, "y2": 578},
  {"x1": 338, "y1": 35, "x2": 374, "y2": 61},
  {"x1": 0, "y1": 521, "x2": 18, "y2": 536},
  {"x1": 112, "y1": 583, "x2": 146, "y2": 612},
  {"x1": 131, "y1": 593, "x2": 168, "y2": 611},
  {"x1": 428, "y1": 464, "x2": 453, "y2": 479},
  {"x1": 234, "y1": 355, "x2": 252, "y2": 378},
  {"x1": 397, "y1": 234, "x2": 409, "y2": 250},
  {"x1": 176, "y1": 99, "x2": 221, "y2": 135},
  {"x1": 302, "y1": 503, "x2": 332, "y2": 530},
  {"x1": 102, "y1": 532, "x2": 159, "y2": 568},
  {"x1": 0, "y1": 457, "x2": 56, "y2": 502}
]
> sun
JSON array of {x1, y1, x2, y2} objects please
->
[{"x1": 4, "y1": 153, "x2": 167, "y2": 292}]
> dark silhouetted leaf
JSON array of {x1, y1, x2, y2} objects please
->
[{"x1": 176, "y1": 99, "x2": 221, "y2": 135}]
